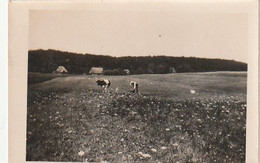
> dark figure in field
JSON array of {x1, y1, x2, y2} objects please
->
[
  {"x1": 130, "y1": 81, "x2": 138, "y2": 93},
  {"x1": 96, "y1": 79, "x2": 111, "y2": 90}
]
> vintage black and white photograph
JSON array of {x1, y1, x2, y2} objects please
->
[{"x1": 26, "y1": 4, "x2": 248, "y2": 162}]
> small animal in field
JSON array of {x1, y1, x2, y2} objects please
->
[
  {"x1": 96, "y1": 79, "x2": 111, "y2": 90},
  {"x1": 130, "y1": 81, "x2": 138, "y2": 93}
]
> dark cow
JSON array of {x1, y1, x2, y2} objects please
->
[{"x1": 96, "y1": 79, "x2": 111, "y2": 90}]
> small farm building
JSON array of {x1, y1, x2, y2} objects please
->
[
  {"x1": 124, "y1": 69, "x2": 130, "y2": 75},
  {"x1": 53, "y1": 66, "x2": 68, "y2": 74},
  {"x1": 89, "y1": 67, "x2": 103, "y2": 75},
  {"x1": 169, "y1": 67, "x2": 176, "y2": 73}
]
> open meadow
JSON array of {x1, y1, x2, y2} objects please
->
[{"x1": 26, "y1": 72, "x2": 247, "y2": 162}]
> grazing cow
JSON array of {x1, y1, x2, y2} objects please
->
[
  {"x1": 96, "y1": 79, "x2": 111, "y2": 90},
  {"x1": 130, "y1": 81, "x2": 138, "y2": 93}
]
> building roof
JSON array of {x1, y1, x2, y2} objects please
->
[
  {"x1": 56, "y1": 66, "x2": 68, "y2": 73},
  {"x1": 89, "y1": 67, "x2": 103, "y2": 74}
]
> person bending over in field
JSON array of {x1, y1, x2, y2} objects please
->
[{"x1": 130, "y1": 81, "x2": 138, "y2": 93}]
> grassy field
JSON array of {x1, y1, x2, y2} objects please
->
[{"x1": 26, "y1": 72, "x2": 247, "y2": 162}]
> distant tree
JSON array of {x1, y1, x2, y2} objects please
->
[
  {"x1": 156, "y1": 64, "x2": 169, "y2": 74},
  {"x1": 182, "y1": 63, "x2": 193, "y2": 72},
  {"x1": 147, "y1": 63, "x2": 156, "y2": 74},
  {"x1": 103, "y1": 68, "x2": 127, "y2": 75},
  {"x1": 135, "y1": 67, "x2": 146, "y2": 74}
]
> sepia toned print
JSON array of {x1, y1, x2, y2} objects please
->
[{"x1": 26, "y1": 6, "x2": 248, "y2": 162}]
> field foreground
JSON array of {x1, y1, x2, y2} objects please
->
[{"x1": 27, "y1": 72, "x2": 247, "y2": 162}]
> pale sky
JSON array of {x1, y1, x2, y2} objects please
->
[{"x1": 29, "y1": 2, "x2": 249, "y2": 63}]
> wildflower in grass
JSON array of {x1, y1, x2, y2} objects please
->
[
  {"x1": 161, "y1": 146, "x2": 167, "y2": 150},
  {"x1": 78, "y1": 151, "x2": 84, "y2": 156},
  {"x1": 138, "y1": 152, "x2": 151, "y2": 158},
  {"x1": 172, "y1": 143, "x2": 178, "y2": 147},
  {"x1": 151, "y1": 148, "x2": 157, "y2": 152}
]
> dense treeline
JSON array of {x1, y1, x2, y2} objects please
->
[{"x1": 28, "y1": 49, "x2": 247, "y2": 74}]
